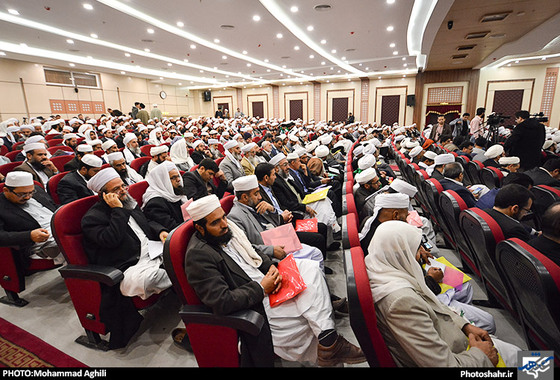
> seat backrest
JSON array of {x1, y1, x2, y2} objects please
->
[
  {"x1": 344, "y1": 246, "x2": 396, "y2": 367},
  {"x1": 51, "y1": 195, "x2": 99, "y2": 266},
  {"x1": 459, "y1": 208, "x2": 515, "y2": 314},
  {"x1": 466, "y1": 160, "x2": 484, "y2": 184},
  {"x1": 480, "y1": 167, "x2": 503, "y2": 189},
  {"x1": 128, "y1": 180, "x2": 149, "y2": 206},
  {"x1": 47, "y1": 171, "x2": 69, "y2": 205},
  {"x1": 343, "y1": 212, "x2": 360, "y2": 249},
  {"x1": 345, "y1": 192, "x2": 357, "y2": 216},
  {"x1": 47, "y1": 138, "x2": 63, "y2": 147},
  {"x1": 0, "y1": 161, "x2": 21, "y2": 176},
  {"x1": 531, "y1": 185, "x2": 560, "y2": 229},
  {"x1": 140, "y1": 144, "x2": 155, "y2": 156},
  {"x1": 50, "y1": 155, "x2": 75, "y2": 172},
  {"x1": 4, "y1": 150, "x2": 22, "y2": 162},
  {"x1": 130, "y1": 156, "x2": 151, "y2": 172},
  {"x1": 496, "y1": 238, "x2": 560, "y2": 362},
  {"x1": 220, "y1": 194, "x2": 235, "y2": 214},
  {"x1": 48, "y1": 145, "x2": 74, "y2": 154}
]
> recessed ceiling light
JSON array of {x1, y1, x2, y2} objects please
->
[
  {"x1": 402, "y1": 57, "x2": 406, "y2": 60},
  {"x1": 68, "y1": 63, "x2": 75, "y2": 67},
  {"x1": 66, "y1": 39, "x2": 74, "y2": 44},
  {"x1": 321, "y1": 61, "x2": 326, "y2": 65},
  {"x1": 167, "y1": 63, "x2": 172, "y2": 66},
  {"x1": 222, "y1": 55, "x2": 227, "y2": 59},
  {"x1": 124, "y1": 52, "x2": 131, "y2": 57},
  {"x1": 253, "y1": 15, "x2": 261, "y2": 21},
  {"x1": 294, "y1": 46, "x2": 300, "y2": 50},
  {"x1": 341, "y1": 56, "x2": 346, "y2": 60},
  {"x1": 386, "y1": 25, "x2": 394, "y2": 32},
  {"x1": 307, "y1": 25, "x2": 314, "y2": 31},
  {"x1": 0, "y1": 52, "x2": 5, "y2": 56},
  {"x1": 147, "y1": 28, "x2": 154, "y2": 34},
  {"x1": 389, "y1": 43, "x2": 395, "y2": 48},
  {"x1": 276, "y1": 33, "x2": 283, "y2": 38},
  {"x1": 214, "y1": 39, "x2": 220, "y2": 43},
  {"x1": 264, "y1": 59, "x2": 269, "y2": 62},
  {"x1": 242, "y1": 50, "x2": 248, "y2": 54},
  {"x1": 387, "y1": 0, "x2": 395, "y2": 4},
  {"x1": 331, "y1": 49, "x2": 337, "y2": 54},
  {"x1": 309, "y1": 54, "x2": 314, "y2": 59},
  {"x1": 320, "y1": 39, "x2": 327, "y2": 44},
  {"x1": 176, "y1": 21, "x2": 184, "y2": 27},
  {"x1": 120, "y1": 71, "x2": 126, "y2": 74},
  {"x1": 90, "y1": 33, "x2": 98, "y2": 39},
  {"x1": 290, "y1": 6, "x2": 299, "y2": 12},
  {"x1": 7, "y1": 9, "x2": 19, "y2": 15},
  {"x1": 83, "y1": 4, "x2": 93, "y2": 10},
  {"x1": 144, "y1": 48, "x2": 150, "y2": 52},
  {"x1": 393, "y1": 51, "x2": 398, "y2": 55},
  {"x1": 247, "y1": 63, "x2": 251, "y2": 67},
  {"x1": 190, "y1": 44, "x2": 196, "y2": 49}
]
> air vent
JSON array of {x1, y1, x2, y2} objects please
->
[
  {"x1": 452, "y1": 54, "x2": 468, "y2": 59},
  {"x1": 465, "y1": 31, "x2": 489, "y2": 39},
  {"x1": 457, "y1": 45, "x2": 476, "y2": 51},
  {"x1": 281, "y1": 56, "x2": 291, "y2": 59},
  {"x1": 314, "y1": 4, "x2": 332, "y2": 11},
  {"x1": 480, "y1": 12, "x2": 511, "y2": 23},
  {"x1": 141, "y1": 39, "x2": 154, "y2": 43},
  {"x1": 345, "y1": 48, "x2": 356, "y2": 52},
  {"x1": 220, "y1": 24, "x2": 235, "y2": 30}
]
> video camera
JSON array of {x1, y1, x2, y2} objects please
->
[
  {"x1": 486, "y1": 112, "x2": 510, "y2": 126},
  {"x1": 530, "y1": 112, "x2": 548, "y2": 123}
]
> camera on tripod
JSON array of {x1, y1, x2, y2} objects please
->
[{"x1": 486, "y1": 112, "x2": 509, "y2": 126}]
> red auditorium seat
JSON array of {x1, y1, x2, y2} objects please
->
[
  {"x1": 466, "y1": 160, "x2": 484, "y2": 185},
  {"x1": 0, "y1": 161, "x2": 21, "y2": 177},
  {"x1": 220, "y1": 194, "x2": 235, "y2": 214},
  {"x1": 128, "y1": 180, "x2": 149, "y2": 206},
  {"x1": 0, "y1": 145, "x2": 8, "y2": 156},
  {"x1": 439, "y1": 190, "x2": 480, "y2": 277},
  {"x1": 531, "y1": 185, "x2": 560, "y2": 230},
  {"x1": 343, "y1": 245, "x2": 396, "y2": 367},
  {"x1": 422, "y1": 178, "x2": 455, "y2": 248},
  {"x1": 51, "y1": 195, "x2": 162, "y2": 350},
  {"x1": 480, "y1": 167, "x2": 503, "y2": 189},
  {"x1": 46, "y1": 171, "x2": 69, "y2": 205},
  {"x1": 496, "y1": 238, "x2": 560, "y2": 365},
  {"x1": 50, "y1": 155, "x2": 75, "y2": 173},
  {"x1": 46, "y1": 138, "x2": 63, "y2": 147},
  {"x1": 345, "y1": 192, "x2": 357, "y2": 216},
  {"x1": 47, "y1": 145, "x2": 74, "y2": 155},
  {"x1": 4, "y1": 149, "x2": 22, "y2": 162},
  {"x1": 342, "y1": 212, "x2": 360, "y2": 249},
  {"x1": 130, "y1": 156, "x2": 151, "y2": 173},
  {"x1": 162, "y1": 219, "x2": 266, "y2": 367},
  {"x1": 140, "y1": 144, "x2": 155, "y2": 156},
  {"x1": 0, "y1": 246, "x2": 59, "y2": 307},
  {"x1": 459, "y1": 208, "x2": 517, "y2": 318}
]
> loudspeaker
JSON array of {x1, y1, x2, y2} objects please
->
[
  {"x1": 203, "y1": 90, "x2": 211, "y2": 102},
  {"x1": 406, "y1": 94, "x2": 415, "y2": 107}
]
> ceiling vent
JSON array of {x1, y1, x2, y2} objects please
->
[
  {"x1": 220, "y1": 24, "x2": 235, "y2": 30},
  {"x1": 457, "y1": 44, "x2": 476, "y2": 51},
  {"x1": 452, "y1": 54, "x2": 468, "y2": 59},
  {"x1": 314, "y1": 4, "x2": 332, "y2": 11},
  {"x1": 465, "y1": 31, "x2": 489, "y2": 39},
  {"x1": 480, "y1": 12, "x2": 511, "y2": 23}
]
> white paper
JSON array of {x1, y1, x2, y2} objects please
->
[{"x1": 148, "y1": 240, "x2": 164, "y2": 260}]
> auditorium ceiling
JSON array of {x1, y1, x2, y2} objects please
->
[{"x1": 0, "y1": 0, "x2": 558, "y2": 89}]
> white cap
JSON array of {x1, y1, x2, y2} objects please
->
[
  {"x1": 101, "y1": 139, "x2": 116, "y2": 151},
  {"x1": 499, "y1": 156, "x2": 520, "y2": 165},
  {"x1": 269, "y1": 153, "x2": 286, "y2": 166},
  {"x1": 286, "y1": 152, "x2": 299, "y2": 161},
  {"x1": 434, "y1": 153, "x2": 455, "y2": 166},
  {"x1": 150, "y1": 145, "x2": 168, "y2": 156},
  {"x1": 77, "y1": 144, "x2": 93, "y2": 153},
  {"x1": 423, "y1": 151, "x2": 437, "y2": 160},
  {"x1": 23, "y1": 142, "x2": 46, "y2": 153},
  {"x1": 355, "y1": 168, "x2": 378, "y2": 184},
  {"x1": 223, "y1": 140, "x2": 238, "y2": 150},
  {"x1": 232, "y1": 175, "x2": 259, "y2": 192},
  {"x1": 389, "y1": 178, "x2": 417, "y2": 198},
  {"x1": 241, "y1": 142, "x2": 257, "y2": 153},
  {"x1": 87, "y1": 168, "x2": 121, "y2": 193},
  {"x1": 5, "y1": 171, "x2": 34, "y2": 187},
  {"x1": 81, "y1": 154, "x2": 103, "y2": 168},
  {"x1": 484, "y1": 144, "x2": 504, "y2": 159},
  {"x1": 315, "y1": 145, "x2": 329, "y2": 158},
  {"x1": 186, "y1": 194, "x2": 221, "y2": 221},
  {"x1": 107, "y1": 152, "x2": 125, "y2": 163}
]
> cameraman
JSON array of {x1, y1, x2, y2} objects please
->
[{"x1": 504, "y1": 110, "x2": 545, "y2": 171}]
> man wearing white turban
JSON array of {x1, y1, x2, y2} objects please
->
[
  {"x1": 219, "y1": 140, "x2": 245, "y2": 184},
  {"x1": 14, "y1": 142, "x2": 59, "y2": 188},
  {"x1": 365, "y1": 221, "x2": 520, "y2": 367},
  {"x1": 143, "y1": 144, "x2": 169, "y2": 176},
  {"x1": 142, "y1": 161, "x2": 189, "y2": 232},
  {"x1": 169, "y1": 138, "x2": 195, "y2": 171},
  {"x1": 82, "y1": 167, "x2": 172, "y2": 300},
  {"x1": 122, "y1": 132, "x2": 144, "y2": 164},
  {"x1": 184, "y1": 195, "x2": 365, "y2": 366},
  {"x1": 107, "y1": 151, "x2": 144, "y2": 185},
  {"x1": 57, "y1": 154, "x2": 103, "y2": 205}
]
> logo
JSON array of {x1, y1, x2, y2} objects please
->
[{"x1": 518, "y1": 351, "x2": 554, "y2": 380}]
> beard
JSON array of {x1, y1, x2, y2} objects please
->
[
  {"x1": 173, "y1": 185, "x2": 185, "y2": 195},
  {"x1": 129, "y1": 146, "x2": 141, "y2": 155},
  {"x1": 234, "y1": 152, "x2": 243, "y2": 161},
  {"x1": 278, "y1": 169, "x2": 288, "y2": 179},
  {"x1": 30, "y1": 158, "x2": 46, "y2": 171},
  {"x1": 203, "y1": 226, "x2": 233, "y2": 247},
  {"x1": 121, "y1": 194, "x2": 138, "y2": 210}
]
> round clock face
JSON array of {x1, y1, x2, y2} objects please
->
[{"x1": 159, "y1": 91, "x2": 167, "y2": 99}]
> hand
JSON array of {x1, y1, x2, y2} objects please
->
[
  {"x1": 30, "y1": 228, "x2": 50, "y2": 243},
  {"x1": 426, "y1": 267, "x2": 444, "y2": 283},
  {"x1": 103, "y1": 192, "x2": 123, "y2": 208},
  {"x1": 159, "y1": 231, "x2": 169, "y2": 242},
  {"x1": 273, "y1": 245, "x2": 286, "y2": 260},
  {"x1": 321, "y1": 178, "x2": 331, "y2": 184},
  {"x1": 417, "y1": 245, "x2": 434, "y2": 264},
  {"x1": 463, "y1": 323, "x2": 492, "y2": 344},
  {"x1": 468, "y1": 333, "x2": 498, "y2": 366},
  {"x1": 305, "y1": 206, "x2": 317, "y2": 217},
  {"x1": 41, "y1": 159, "x2": 57, "y2": 172},
  {"x1": 215, "y1": 170, "x2": 226, "y2": 181},
  {"x1": 261, "y1": 265, "x2": 282, "y2": 294},
  {"x1": 281, "y1": 210, "x2": 293, "y2": 223},
  {"x1": 255, "y1": 201, "x2": 274, "y2": 214}
]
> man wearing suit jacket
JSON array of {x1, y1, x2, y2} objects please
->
[
  {"x1": 524, "y1": 157, "x2": 560, "y2": 187},
  {"x1": 484, "y1": 184, "x2": 537, "y2": 241},
  {"x1": 56, "y1": 155, "x2": 103, "y2": 205},
  {"x1": 439, "y1": 162, "x2": 479, "y2": 208},
  {"x1": 13, "y1": 142, "x2": 58, "y2": 188},
  {"x1": 219, "y1": 140, "x2": 245, "y2": 185},
  {"x1": 0, "y1": 172, "x2": 62, "y2": 266},
  {"x1": 182, "y1": 158, "x2": 228, "y2": 201}
]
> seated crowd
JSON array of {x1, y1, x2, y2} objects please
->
[{"x1": 0, "y1": 108, "x2": 559, "y2": 367}]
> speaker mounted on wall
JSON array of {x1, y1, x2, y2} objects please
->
[
  {"x1": 406, "y1": 94, "x2": 415, "y2": 107},
  {"x1": 203, "y1": 90, "x2": 211, "y2": 102}
]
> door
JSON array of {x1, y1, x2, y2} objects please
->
[
  {"x1": 252, "y1": 101, "x2": 264, "y2": 118},
  {"x1": 289, "y1": 99, "x2": 303, "y2": 121},
  {"x1": 331, "y1": 98, "x2": 348, "y2": 122},
  {"x1": 381, "y1": 95, "x2": 400, "y2": 126}
]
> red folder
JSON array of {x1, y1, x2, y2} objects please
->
[
  {"x1": 295, "y1": 218, "x2": 318, "y2": 233},
  {"x1": 260, "y1": 223, "x2": 302, "y2": 254},
  {"x1": 269, "y1": 255, "x2": 307, "y2": 307}
]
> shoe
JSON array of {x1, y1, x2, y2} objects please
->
[
  {"x1": 327, "y1": 242, "x2": 340, "y2": 251},
  {"x1": 317, "y1": 335, "x2": 366, "y2": 366},
  {"x1": 324, "y1": 266, "x2": 333, "y2": 274},
  {"x1": 333, "y1": 231, "x2": 342, "y2": 240},
  {"x1": 172, "y1": 328, "x2": 193, "y2": 352},
  {"x1": 332, "y1": 297, "x2": 348, "y2": 314}
]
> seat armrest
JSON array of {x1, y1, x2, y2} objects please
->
[
  {"x1": 179, "y1": 304, "x2": 265, "y2": 336},
  {"x1": 58, "y1": 264, "x2": 124, "y2": 286}
]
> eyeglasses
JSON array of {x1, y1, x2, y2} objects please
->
[
  {"x1": 106, "y1": 184, "x2": 129, "y2": 194},
  {"x1": 9, "y1": 188, "x2": 36, "y2": 198}
]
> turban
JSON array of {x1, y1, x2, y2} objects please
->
[
  {"x1": 223, "y1": 140, "x2": 238, "y2": 150},
  {"x1": 5, "y1": 171, "x2": 33, "y2": 187},
  {"x1": 232, "y1": 175, "x2": 259, "y2": 192},
  {"x1": 484, "y1": 144, "x2": 504, "y2": 159},
  {"x1": 359, "y1": 193, "x2": 410, "y2": 241},
  {"x1": 192, "y1": 140, "x2": 205, "y2": 148},
  {"x1": 81, "y1": 154, "x2": 103, "y2": 168},
  {"x1": 389, "y1": 178, "x2": 418, "y2": 198},
  {"x1": 409, "y1": 146, "x2": 423, "y2": 158},
  {"x1": 77, "y1": 144, "x2": 93, "y2": 153},
  {"x1": 23, "y1": 142, "x2": 46, "y2": 153},
  {"x1": 358, "y1": 154, "x2": 376, "y2": 171},
  {"x1": 150, "y1": 145, "x2": 168, "y2": 156},
  {"x1": 241, "y1": 142, "x2": 257, "y2": 153},
  {"x1": 434, "y1": 153, "x2": 455, "y2": 166},
  {"x1": 315, "y1": 145, "x2": 329, "y2": 158},
  {"x1": 286, "y1": 152, "x2": 299, "y2": 161},
  {"x1": 499, "y1": 156, "x2": 520, "y2": 165},
  {"x1": 101, "y1": 140, "x2": 116, "y2": 151},
  {"x1": 87, "y1": 168, "x2": 120, "y2": 193},
  {"x1": 106, "y1": 152, "x2": 125, "y2": 163},
  {"x1": 423, "y1": 151, "x2": 437, "y2": 160},
  {"x1": 63, "y1": 133, "x2": 77, "y2": 140},
  {"x1": 355, "y1": 168, "x2": 378, "y2": 185},
  {"x1": 186, "y1": 194, "x2": 221, "y2": 221},
  {"x1": 123, "y1": 133, "x2": 137, "y2": 145},
  {"x1": 269, "y1": 153, "x2": 286, "y2": 166}
]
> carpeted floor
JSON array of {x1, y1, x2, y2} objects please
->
[{"x1": 0, "y1": 317, "x2": 87, "y2": 367}]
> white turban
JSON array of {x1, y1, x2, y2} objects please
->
[
  {"x1": 423, "y1": 151, "x2": 437, "y2": 160},
  {"x1": 87, "y1": 167, "x2": 121, "y2": 193},
  {"x1": 23, "y1": 142, "x2": 46, "y2": 153},
  {"x1": 389, "y1": 178, "x2": 418, "y2": 198},
  {"x1": 81, "y1": 154, "x2": 103, "y2": 168},
  {"x1": 223, "y1": 140, "x2": 238, "y2": 150},
  {"x1": 269, "y1": 153, "x2": 286, "y2": 166},
  {"x1": 233, "y1": 175, "x2": 259, "y2": 192},
  {"x1": 499, "y1": 156, "x2": 520, "y2": 165},
  {"x1": 5, "y1": 171, "x2": 34, "y2": 187},
  {"x1": 241, "y1": 142, "x2": 256, "y2": 153},
  {"x1": 107, "y1": 151, "x2": 125, "y2": 163},
  {"x1": 315, "y1": 145, "x2": 329, "y2": 158},
  {"x1": 123, "y1": 133, "x2": 137, "y2": 145},
  {"x1": 186, "y1": 194, "x2": 222, "y2": 221},
  {"x1": 484, "y1": 144, "x2": 504, "y2": 159},
  {"x1": 359, "y1": 193, "x2": 410, "y2": 241},
  {"x1": 150, "y1": 145, "x2": 168, "y2": 156},
  {"x1": 409, "y1": 146, "x2": 423, "y2": 158},
  {"x1": 101, "y1": 139, "x2": 116, "y2": 151},
  {"x1": 77, "y1": 144, "x2": 93, "y2": 153},
  {"x1": 358, "y1": 154, "x2": 376, "y2": 171},
  {"x1": 434, "y1": 153, "x2": 455, "y2": 166},
  {"x1": 355, "y1": 168, "x2": 378, "y2": 184}
]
